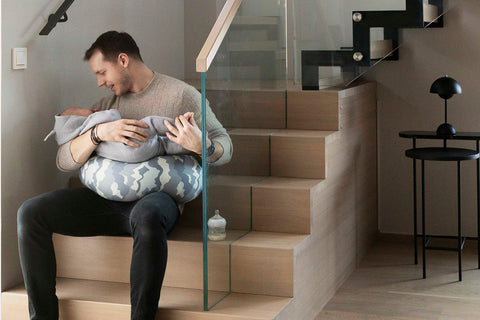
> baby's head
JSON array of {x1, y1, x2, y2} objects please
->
[{"x1": 60, "y1": 107, "x2": 95, "y2": 117}]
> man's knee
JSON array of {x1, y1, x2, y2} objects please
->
[
  {"x1": 130, "y1": 193, "x2": 178, "y2": 239},
  {"x1": 130, "y1": 203, "x2": 167, "y2": 238},
  {"x1": 17, "y1": 196, "x2": 49, "y2": 237}
]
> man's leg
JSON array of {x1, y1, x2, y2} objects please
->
[
  {"x1": 129, "y1": 192, "x2": 180, "y2": 320},
  {"x1": 17, "y1": 188, "x2": 134, "y2": 320}
]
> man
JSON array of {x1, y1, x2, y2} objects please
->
[{"x1": 17, "y1": 31, "x2": 232, "y2": 320}]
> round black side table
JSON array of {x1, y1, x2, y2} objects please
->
[{"x1": 405, "y1": 147, "x2": 480, "y2": 281}]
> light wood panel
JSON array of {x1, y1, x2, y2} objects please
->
[
  {"x1": 52, "y1": 228, "x2": 245, "y2": 292},
  {"x1": 180, "y1": 175, "x2": 268, "y2": 230},
  {"x1": 277, "y1": 82, "x2": 377, "y2": 319},
  {"x1": 2, "y1": 278, "x2": 291, "y2": 320},
  {"x1": 316, "y1": 237, "x2": 480, "y2": 320},
  {"x1": 232, "y1": 16, "x2": 279, "y2": 26},
  {"x1": 228, "y1": 40, "x2": 278, "y2": 52},
  {"x1": 213, "y1": 129, "x2": 277, "y2": 176},
  {"x1": 271, "y1": 130, "x2": 334, "y2": 179},
  {"x1": 207, "y1": 175, "x2": 267, "y2": 230},
  {"x1": 231, "y1": 232, "x2": 307, "y2": 297},
  {"x1": 287, "y1": 90, "x2": 339, "y2": 130},
  {"x1": 207, "y1": 89, "x2": 286, "y2": 129},
  {"x1": 252, "y1": 177, "x2": 324, "y2": 234}
]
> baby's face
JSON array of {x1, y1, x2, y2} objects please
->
[{"x1": 60, "y1": 107, "x2": 94, "y2": 117}]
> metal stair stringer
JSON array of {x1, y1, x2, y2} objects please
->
[{"x1": 302, "y1": 0, "x2": 444, "y2": 90}]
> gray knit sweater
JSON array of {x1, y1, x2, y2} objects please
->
[{"x1": 56, "y1": 72, "x2": 232, "y2": 171}]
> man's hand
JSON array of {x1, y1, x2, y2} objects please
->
[
  {"x1": 164, "y1": 112, "x2": 209, "y2": 154},
  {"x1": 96, "y1": 119, "x2": 149, "y2": 147}
]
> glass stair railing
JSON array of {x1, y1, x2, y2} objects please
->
[{"x1": 194, "y1": 0, "x2": 287, "y2": 311}]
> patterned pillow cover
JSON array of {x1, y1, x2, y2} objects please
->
[{"x1": 79, "y1": 155, "x2": 202, "y2": 203}]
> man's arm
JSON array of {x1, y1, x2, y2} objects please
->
[
  {"x1": 57, "y1": 119, "x2": 150, "y2": 172},
  {"x1": 70, "y1": 128, "x2": 100, "y2": 164},
  {"x1": 163, "y1": 112, "x2": 225, "y2": 163},
  {"x1": 167, "y1": 86, "x2": 232, "y2": 166}
]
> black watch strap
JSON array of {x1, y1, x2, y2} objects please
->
[{"x1": 206, "y1": 139, "x2": 215, "y2": 157}]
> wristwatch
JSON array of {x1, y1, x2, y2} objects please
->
[{"x1": 206, "y1": 139, "x2": 215, "y2": 157}]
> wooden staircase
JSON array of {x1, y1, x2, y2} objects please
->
[
  {"x1": 2, "y1": 81, "x2": 377, "y2": 319},
  {"x1": 210, "y1": 15, "x2": 285, "y2": 80}
]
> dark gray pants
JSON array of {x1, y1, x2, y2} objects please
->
[{"x1": 17, "y1": 188, "x2": 180, "y2": 320}]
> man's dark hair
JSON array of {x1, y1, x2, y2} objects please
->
[{"x1": 84, "y1": 31, "x2": 143, "y2": 62}]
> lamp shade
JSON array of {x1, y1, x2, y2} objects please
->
[{"x1": 430, "y1": 76, "x2": 462, "y2": 99}]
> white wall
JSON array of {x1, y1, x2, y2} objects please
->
[
  {"x1": 1, "y1": 0, "x2": 184, "y2": 292},
  {"x1": 366, "y1": 0, "x2": 480, "y2": 236},
  {"x1": 184, "y1": 0, "x2": 218, "y2": 79}
]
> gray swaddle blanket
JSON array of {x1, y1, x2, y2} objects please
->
[{"x1": 50, "y1": 109, "x2": 188, "y2": 163}]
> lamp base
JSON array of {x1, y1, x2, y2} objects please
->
[{"x1": 436, "y1": 123, "x2": 456, "y2": 137}]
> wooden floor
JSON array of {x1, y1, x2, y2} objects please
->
[{"x1": 315, "y1": 235, "x2": 480, "y2": 320}]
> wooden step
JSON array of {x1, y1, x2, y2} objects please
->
[
  {"x1": 181, "y1": 175, "x2": 268, "y2": 230},
  {"x1": 228, "y1": 29, "x2": 270, "y2": 42},
  {"x1": 69, "y1": 175, "x2": 265, "y2": 232},
  {"x1": 216, "y1": 129, "x2": 334, "y2": 179},
  {"x1": 206, "y1": 89, "x2": 286, "y2": 129},
  {"x1": 52, "y1": 227, "x2": 245, "y2": 292},
  {"x1": 287, "y1": 83, "x2": 374, "y2": 131},
  {"x1": 252, "y1": 177, "x2": 324, "y2": 234},
  {"x1": 287, "y1": 89, "x2": 340, "y2": 131},
  {"x1": 271, "y1": 130, "x2": 335, "y2": 179},
  {"x1": 215, "y1": 129, "x2": 279, "y2": 176},
  {"x1": 228, "y1": 40, "x2": 278, "y2": 52},
  {"x1": 231, "y1": 231, "x2": 307, "y2": 297},
  {"x1": 1, "y1": 278, "x2": 291, "y2": 320},
  {"x1": 232, "y1": 16, "x2": 279, "y2": 26}
]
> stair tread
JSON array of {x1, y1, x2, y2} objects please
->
[
  {"x1": 185, "y1": 79, "x2": 292, "y2": 91},
  {"x1": 232, "y1": 16, "x2": 279, "y2": 26},
  {"x1": 229, "y1": 128, "x2": 336, "y2": 137},
  {"x1": 271, "y1": 129, "x2": 336, "y2": 138},
  {"x1": 210, "y1": 174, "x2": 268, "y2": 187},
  {"x1": 53, "y1": 226, "x2": 248, "y2": 246},
  {"x1": 3, "y1": 278, "x2": 291, "y2": 318},
  {"x1": 253, "y1": 176, "x2": 324, "y2": 190},
  {"x1": 228, "y1": 128, "x2": 281, "y2": 136},
  {"x1": 228, "y1": 40, "x2": 278, "y2": 52},
  {"x1": 232, "y1": 231, "x2": 307, "y2": 249}
]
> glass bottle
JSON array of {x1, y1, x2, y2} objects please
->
[{"x1": 208, "y1": 209, "x2": 226, "y2": 241}]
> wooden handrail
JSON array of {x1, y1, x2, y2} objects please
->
[{"x1": 196, "y1": 0, "x2": 242, "y2": 73}]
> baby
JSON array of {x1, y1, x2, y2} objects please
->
[{"x1": 46, "y1": 107, "x2": 189, "y2": 163}]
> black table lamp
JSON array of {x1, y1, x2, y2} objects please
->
[{"x1": 430, "y1": 75, "x2": 462, "y2": 137}]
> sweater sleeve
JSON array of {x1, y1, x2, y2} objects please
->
[
  {"x1": 180, "y1": 86, "x2": 233, "y2": 166},
  {"x1": 55, "y1": 95, "x2": 116, "y2": 172},
  {"x1": 56, "y1": 141, "x2": 83, "y2": 172}
]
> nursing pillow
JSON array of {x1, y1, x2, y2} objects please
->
[{"x1": 79, "y1": 155, "x2": 202, "y2": 203}]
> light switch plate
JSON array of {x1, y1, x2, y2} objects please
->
[{"x1": 12, "y1": 48, "x2": 27, "y2": 70}]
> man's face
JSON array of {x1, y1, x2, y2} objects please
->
[{"x1": 89, "y1": 50, "x2": 131, "y2": 96}]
